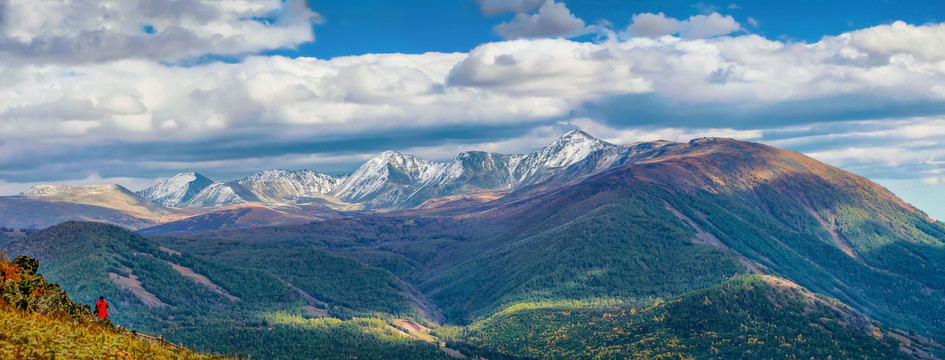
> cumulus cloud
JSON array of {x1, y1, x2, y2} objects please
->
[
  {"x1": 626, "y1": 12, "x2": 740, "y2": 39},
  {"x1": 0, "y1": 0, "x2": 319, "y2": 64},
  {"x1": 848, "y1": 21, "x2": 945, "y2": 61},
  {"x1": 625, "y1": 13, "x2": 685, "y2": 38},
  {"x1": 446, "y1": 39, "x2": 652, "y2": 97},
  {"x1": 3, "y1": 21, "x2": 944, "y2": 141},
  {"x1": 493, "y1": 1, "x2": 588, "y2": 39},
  {"x1": 450, "y1": 23, "x2": 945, "y2": 105}
]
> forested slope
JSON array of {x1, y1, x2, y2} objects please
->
[{"x1": 6, "y1": 222, "x2": 453, "y2": 359}]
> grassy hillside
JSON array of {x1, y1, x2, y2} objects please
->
[
  {"x1": 0, "y1": 303, "x2": 227, "y2": 360},
  {"x1": 0, "y1": 252, "x2": 226, "y2": 359},
  {"x1": 462, "y1": 275, "x2": 918, "y2": 360}
]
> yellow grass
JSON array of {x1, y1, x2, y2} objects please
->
[{"x1": 0, "y1": 303, "x2": 228, "y2": 360}]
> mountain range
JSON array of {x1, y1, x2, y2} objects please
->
[
  {"x1": 0, "y1": 130, "x2": 683, "y2": 230},
  {"x1": 129, "y1": 130, "x2": 679, "y2": 210},
  {"x1": 3, "y1": 131, "x2": 945, "y2": 359}
]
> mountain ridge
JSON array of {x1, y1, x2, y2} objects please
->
[
  {"x1": 133, "y1": 130, "x2": 682, "y2": 211},
  {"x1": 4, "y1": 132, "x2": 938, "y2": 236}
]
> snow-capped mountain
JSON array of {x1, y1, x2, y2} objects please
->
[
  {"x1": 136, "y1": 172, "x2": 215, "y2": 207},
  {"x1": 508, "y1": 130, "x2": 613, "y2": 185},
  {"x1": 237, "y1": 169, "x2": 341, "y2": 204},
  {"x1": 182, "y1": 183, "x2": 248, "y2": 208},
  {"x1": 328, "y1": 151, "x2": 455, "y2": 207},
  {"x1": 325, "y1": 130, "x2": 672, "y2": 208},
  {"x1": 136, "y1": 130, "x2": 677, "y2": 210},
  {"x1": 139, "y1": 169, "x2": 342, "y2": 208}
]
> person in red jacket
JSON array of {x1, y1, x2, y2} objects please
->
[{"x1": 94, "y1": 296, "x2": 109, "y2": 318}]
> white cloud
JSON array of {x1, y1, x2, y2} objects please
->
[
  {"x1": 848, "y1": 21, "x2": 945, "y2": 61},
  {"x1": 625, "y1": 13, "x2": 684, "y2": 38},
  {"x1": 0, "y1": 0, "x2": 319, "y2": 64},
  {"x1": 747, "y1": 17, "x2": 760, "y2": 28},
  {"x1": 494, "y1": 1, "x2": 587, "y2": 39},
  {"x1": 626, "y1": 12, "x2": 741, "y2": 39},
  {"x1": 922, "y1": 176, "x2": 945, "y2": 185},
  {"x1": 447, "y1": 39, "x2": 652, "y2": 98},
  {"x1": 3, "y1": 21, "x2": 945, "y2": 148},
  {"x1": 761, "y1": 116, "x2": 945, "y2": 181},
  {"x1": 805, "y1": 146, "x2": 923, "y2": 168},
  {"x1": 686, "y1": 13, "x2": 741, "y2": 39}
]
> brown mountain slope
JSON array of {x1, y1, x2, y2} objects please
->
[
  {"x1": 19, "y1": 184, "x2": 196, "y2": 222},
  {"x1": 138, "y1": 203, "x2": 337, "y2": 234}
]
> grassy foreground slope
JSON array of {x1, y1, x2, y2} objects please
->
[
  {"x1": 463, "y1": 275, "x2": 922, "y2": 360},
  {"x1": 0, "y1": 252, "x2": 225, "y2": 359},
  {"x1": 0, "y1": 305, "x2": 225, "y2": 360}
]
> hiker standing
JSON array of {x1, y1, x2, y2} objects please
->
[{"x1": 94, "y1": 296, "x2": 109, "y2": 318}]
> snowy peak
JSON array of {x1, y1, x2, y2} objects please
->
[
  {"x1": 363, "y1": 151, "x2": 440, "y2": 179},
  {"x1": 137, "y1": 172, "x2": 215, "y2": 207},
  {"x1": 330, "y1": 151, "x2": 450, "y2": 203},
  {"x1": 531, "y1": 130, "x2": 612, "y2": 168},
  {"x1": 241, "y1": 169, "x2": 291, "y2": 183},
  {"x1": 183, "y1": 183, "x2": 247, "y2": 208},
  {"x1": 504, "y1": 130, "x2": 616, "y2": 186},
  {"x1": 558, "y1": 129, "x2": 598, "y2": 143},
  {"x1": 236, "y1": 169, "x2": 340, "y2": 204}
]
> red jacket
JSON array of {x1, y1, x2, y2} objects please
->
[{"x1": 95, "y1": 299, "x2": 109, "y2": 318}]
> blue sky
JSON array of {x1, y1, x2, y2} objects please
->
[
  {"x1": 283, "y1": 0, "x2": 945, "y2": 59},
  {"x1": 1, "y1": 0, "x2": 945, "y2": 219}
]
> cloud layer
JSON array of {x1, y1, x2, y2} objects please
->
[
  {"x1": 1, "y1": 1, "x2": 945, "y2": 220},
  {"x1": 0, "y1": 0, "x2": 320, "y2": 64}
]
